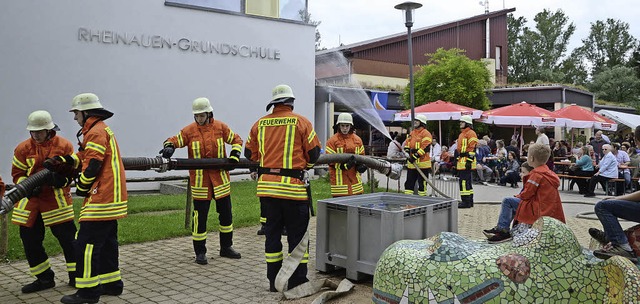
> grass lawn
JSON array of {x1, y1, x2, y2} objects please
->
[{"x1": 2, "y1": 176, "x2": 379, "y2": 261}]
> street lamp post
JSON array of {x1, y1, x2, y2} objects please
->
[{"x1": 395, "y1": 1, "x2": 422, "y2": 131}]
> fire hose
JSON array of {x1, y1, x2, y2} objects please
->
[{"x1": 0, "y1": 154, "x2": 403, "y2": 215}]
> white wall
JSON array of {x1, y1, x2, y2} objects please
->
[{"x1": 0, "y1": 0, "x2": 315, "y2": 180}]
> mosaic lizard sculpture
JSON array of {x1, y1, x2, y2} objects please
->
[{"x1": 372, "y1": 217, "x2": 640, "y2": 303}]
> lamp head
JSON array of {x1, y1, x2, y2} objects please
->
[{"x1": 394, "y1": 1, "x2": 423, "y2": 28}]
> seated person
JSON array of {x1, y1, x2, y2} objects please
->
[
  {"x1": 386, "y1": 134, "x2": 406, "y2": 159},
  {"x1": 611, "y1": 143, "x2": 631, "y2": 195},
  {"x1": 492, "y1": 150, "x2": 508, "y2": 182},
  {"x1": 434, "y1": 146, "x2": 452, "y2": 175},
  {"x1": 475, "y1": 140, "x2": 493, "y2": 183},
  {"x1": 569, "y1": 146, "x2": 595, "y2": 194},
  {"x1": 587, "y1": 126, "x2": 640, "y2": 263},
  {"x1": 499, "y1": 151, "x2": 521, "y2": 187},
  {"x1": 584, "y1": 144, "x2": 618, "y2": 197},
  {"x1": 486, "y1": 143, "x2": 565, "y2": 243},
  {"x1": 483, "y1": 161, "x2": 533, "y2": 238}
]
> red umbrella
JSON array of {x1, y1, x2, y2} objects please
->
[
  {"x1": 553, "y1": 104, "x2": 617, "y2": 131},
  {"x1": 478, "y1": 101, "x2": 568, "y2": 127},
  {"x1": 394, "y1": 100, "x2": 482, "y2": 121}
]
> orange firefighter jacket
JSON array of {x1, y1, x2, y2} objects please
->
[
  {"x1": 325, "y1": 132, "x2": 365, "y2": 197},
  {"x1": 514, "y1": 166, "x2": 565, "y2": 225},
  {"x1": 246, "y1": 105, "x2": 321, "y2": 201},
  {"x1": 456, "y1": 127, "x2": 478, "y2": 171},
  {"x1": 164, "y1": 120, "x2": 243, "y2": 200},
  {"x1": 77, "y1": 117, "x2": 128, "y2": 221},
  {"x1": 405, "y1": 127, "x2": 433, "y2": 169},
  {"x1": 11, "y1": 133, "x2": 75, "y2": 227}
]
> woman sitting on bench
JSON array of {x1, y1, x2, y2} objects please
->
[{"x1": 569, "y1": 146, "x2": 595, "y2": 194}]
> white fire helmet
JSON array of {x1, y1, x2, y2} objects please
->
[
  {"x1": 70, "y1": 93, "x2": 103, "y2": 112},
  {"x1": 460, "y1": 115, "x2": 473, "y2": 125},
  {"x1": 192, "y1": 97, "x2": 214, "y2": 115},
  {"x1": 336, "y1": 113, "x2": 354, "y2": 125},
  {"x1": 266, "y1": 84, "x2": 295, "y2": 111},
  {"x1": 415, "y1": 114, "x2": 428, "y2": 125},
  {"x1": 27, "y1": 110, "x2": 58, "y2": 131}
]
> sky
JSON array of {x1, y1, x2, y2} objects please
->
[{"x1": 309, "y1": 0, "x2": 640, "y2": 52}]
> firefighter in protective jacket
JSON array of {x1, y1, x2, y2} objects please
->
[
  {"x1": 245, "y1": 84, "x2": 321, "y2": 292},
  {"x1": 326, "y1": 113, "x2": 366, "y2": 197},
  {"x1": 456, "y1": 115, "x2": 478, "y2": 208},
  {"x1": 160, "y1": 97, "x2": 243, "y2": 264},
  {"x1": 60, "y1": 93, "x2": 128, "y2": 304},
  {"x1": 11, "y1": 110, "x2": 77, "y2": 294},
  {"x1": 403, "y1": 114, "x2": 433, "y2": 196}
]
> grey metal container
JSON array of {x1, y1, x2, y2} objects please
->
[{"x1": 315, "y1": 192, "x2": 457, "y2": 280}]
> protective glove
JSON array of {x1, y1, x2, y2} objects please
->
[
  {"x1": 356, "y1": 164, "x2": 368, "y2": 173},
  {"x1": 27, "y1": 186, "x2": 42, "y2": 198},
  {"x1": 49, "y1": 172, "x2": 72, "y2": 188},
  {"x1": 341, "y1": 155, "x2": 357, "y2": 170},
  {"x1": 229, "y1": 150, "x2": 240, "y2": 163},
  {"x1": 75, "y1": 188, "x2": 89, "y2": 197},
  {"x1": 159, "y1": 144, "x2": 175, "y2": 158},
  {"x1": 44, "y1": 155, "x2": 78, "y2": 176},
  {"x1": 465, "y1": 159, "x2": 473, "y2": 170}
]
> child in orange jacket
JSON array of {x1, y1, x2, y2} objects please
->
[{"x1": 488, "y1": 143, "x2": 565, "y2": 243}]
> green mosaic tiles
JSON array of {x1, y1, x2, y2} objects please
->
[{"x1": 372, "y1": 217, "x2": 640, "y2": 303}]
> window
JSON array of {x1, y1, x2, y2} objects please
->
[
  {"x1": 165, "y1": 0, "x2": 241, "y2": 13},
  {"x1": 280, "y1": 0, "x2": 305, "y2": 21},
  {"x1": 245, "y1": 0, "x2": 279, "y2": 18},
  {"x1": 495, "y1": 46, "x2": 502, "y2": 70}
]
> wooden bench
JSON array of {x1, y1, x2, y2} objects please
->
[{"x1": 557, "y1": 173, "x2": 640, "y2": 193}]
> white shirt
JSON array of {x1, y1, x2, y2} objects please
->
[
  {"x1": 536, "y1": 133, "x2": 549, "y2": 146},
  {"x1": 430, "y1": 143, "x2": 442, "y2": 162},
  {"x1": 386, "y1": 140, "x2": 404, "y2": 159}
]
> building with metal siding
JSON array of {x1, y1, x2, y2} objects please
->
[{"x1": 316, "y1": 8, "x2": 515, "y2": 88}]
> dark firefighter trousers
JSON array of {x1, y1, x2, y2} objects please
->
[
  {"x1": 262, "y1": 197, "x2": 310, "y2": 289},
  {"x1": 20, "y1": 214, "x2": 76, "y2": 282},
  {"x1": 74, "y1": 220, "x2": 123, "y2": 299},
  {"x1": 192, "y1": 196, "x2": 233, "y2": 255},
  {"x1": 404, "y1": 168, "x2": 431, "y2": 195},
  {"x1": 458, "y1": 169, "x2": 474, "y2": 206}
]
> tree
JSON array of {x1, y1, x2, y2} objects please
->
[
  {"x1": 576, "y1": 18, "x2": 638, "y2": 76},
  {"x1": 300, "y1": 9, "x2": 324, "y2": 51},
  {"x1": 507, "y1": 10, "x2": 575, "y2": 83},
  {"x1": 628, "y1": 45, "x2": 640, "y2": 79},
  {"x1": 588, "y1": 66, "x2": 640, "y2": 105},
  {"x1": 401, "y1": 48, "x2": 493, "y2": 137}
]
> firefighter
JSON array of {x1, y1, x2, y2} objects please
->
[
  {"x1": 11, "y1": 110, "x2": 77, "y2": 293},
  {"x1": 325, "y1": 113, "x2": 367, "y2": 197},
  {"x1": 60, "y1": 93, "x2": 128, "y2": 304},
  {"x1": 403, "y1": 114, "x2": 433, "y2": 196},
  {"x1": 245, "y1": 84, "x2": 321, "y2": 292},
  {"x1": 456, "y1": 115, "x2": 478, "y2": 208},
  {"x1": 159, "y1": 97, "x2": 242, "y2": 264}
]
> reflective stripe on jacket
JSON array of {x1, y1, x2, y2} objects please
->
[
  {"x1": 405, "y1": 127, "x2": 432, "y2": 169},
  {"x1": 456, "y1": 127, "x2": 478, "y2": 171},
  {"x1": 325, "y1": 133, "x2": 365, "y2": 197},
  {"x1": 77, "y1": 117, "x2": 127, "y2": 221},
  {"x1": 11, "y1": 134, "x2": 75, "y2": 227},
  {"x1": 165, "y1": 120, "x2": 242, "y2": 200},
  {"x1": 246, "y1": 106, "x2": 321, "y2": 200}
]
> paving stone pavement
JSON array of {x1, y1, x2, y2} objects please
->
[{"x1": 0, "y1": 176, "x2": 627, "y2": 304}]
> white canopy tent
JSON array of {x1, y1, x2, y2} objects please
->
[{"x1": 596, "y1": 110, "x2": 640, "y2": 130}]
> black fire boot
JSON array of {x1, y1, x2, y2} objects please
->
[
  {"x1": 195, "y1": 253, "x2": 208, "y2": 265},
  {"x1": 220, "y1": 247, "x2": 241, "y2": 259},
  {"x1": 60, "y1": 292, "x2": 99, "y2": 304},
  {"x1": 257, "y1": 224, "x2": 266, "y2": 235},
  {"x1": 22, "y1": 269, "x2": 55, "y2": 293}
]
